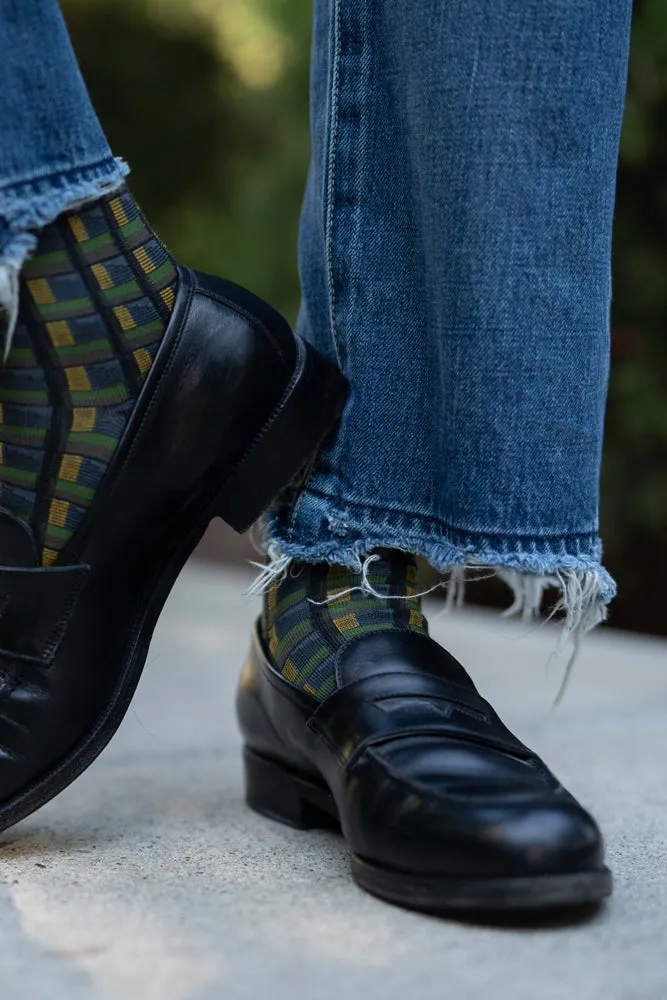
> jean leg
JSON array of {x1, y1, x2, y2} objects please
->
[
  {"x1": 267, "y1": 0, "x2": 633, "y2": 639},
  {"x1": 0, "y1": 0, "x2": 127, "y2": 342}
]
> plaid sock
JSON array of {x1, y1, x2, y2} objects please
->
[
  {"x1": 0, "y1": 185, "x2": 177, "y2": 565},
  {"x1": 261, "y1": 551, "x2": 428, "y2": 700}
]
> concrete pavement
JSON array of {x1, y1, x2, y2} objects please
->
[{"x1": 1, "y1": 561, "x2": 666, "y2": 1000}]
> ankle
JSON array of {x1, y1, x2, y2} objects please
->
[
  {"x1": 0, "y1": 185, "x2": 179, "y2": 565},
  {"x1": 262, "y1": 552, "x2": 428, "y2": 700}
]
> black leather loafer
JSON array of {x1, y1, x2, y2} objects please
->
[
  {"x1": 0, "y1": 266, "x2": 347, "y2": 833},
  {"x1": 237, "y1": 626, "x2": 612, "y2": 913}
]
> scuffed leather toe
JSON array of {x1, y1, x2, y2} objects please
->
[{"x1": 345, "y1": 741, "x2": 604, "y2": 877}]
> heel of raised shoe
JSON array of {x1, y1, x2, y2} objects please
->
[
  {"x1": 212, "y1": 337, "x2": 347, "y2": 533},
  {"x1": 243, "y1": 746, "x2": 336, "y2": 831}
]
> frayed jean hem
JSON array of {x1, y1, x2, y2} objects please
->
[
  {"x1": 256, "y1": 496, "x2": 616, "y2": 696},
  {"x1": 264, "y1": 499, "x2": 614, "y2": 595}
]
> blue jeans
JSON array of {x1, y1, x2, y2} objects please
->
[
  {"x1": 0, "y1": 1, "x2": 632, "y2": 636},
  {"x1": 267, "y1": 0, "x2": 632, "y2": 639},
  {"x1": 0, "y1": 0, "x2": 126, "y2": 338}
]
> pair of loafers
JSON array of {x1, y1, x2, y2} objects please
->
[{"x1": 0, "y1": 267, "x2": 611, "y2": 915}]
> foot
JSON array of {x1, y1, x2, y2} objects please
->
[
  {"x1": 238, "y1": 555, "x2": 611, "y2": 915},
  {"x1": 0, "y1": 229, "x2": 347, "y2": 831}
]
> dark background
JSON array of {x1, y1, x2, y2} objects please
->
[{"x1": 62, "y1": 0, "x2": 667, "y2": 636}]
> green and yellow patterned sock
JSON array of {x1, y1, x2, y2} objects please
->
[
  {"x1": 0, "y1": 185, "x2": 177, "y2": 565},
  {"x1": 261, "y1": 551, "x2": 428, "y2": 700}
]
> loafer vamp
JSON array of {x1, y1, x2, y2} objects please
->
[{"x1": 342, "y1": 736, "x2": 604, "y2": 878}]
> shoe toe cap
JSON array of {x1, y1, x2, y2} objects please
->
[
  {"x1": 345, "y1": 743, "x2": 605, "y2": 878},
  {"x1": 471, "y1": 800, "x2": 605, "y2": 876}
]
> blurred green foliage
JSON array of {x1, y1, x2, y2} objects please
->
[
  {"x1": 62, "y1": 0, "x2": 666, "y2": 634},
  {"x1": 605, "y1": 0, "x2": 667, "y2": 632},
  {"x1": 63, "y1": 0, "x2": 312, "y2": 320}
]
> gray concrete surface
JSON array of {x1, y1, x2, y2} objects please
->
[{"x1": 1, "y1": 562, "x2": 666, "y2": 1000}]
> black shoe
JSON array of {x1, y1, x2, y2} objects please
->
[
  {"x1": 237, "y1": 625, "x2": 612, "y2": 914},
  {"x1": 0, "y1": 267, "x2": 347, "y2": 833}
]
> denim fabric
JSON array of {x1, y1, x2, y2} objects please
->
[
  {"x1": 0, "y1": 0, "x2": 126, "y2": 269},
  {"x1": 0, "y1": 0, "x2": 633, "y2": 627},
  {"x1": 268, "y1": 0, "x2": 633, "y2": 614}
]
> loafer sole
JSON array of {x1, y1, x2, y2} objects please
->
[
  {"x1": 351, "y1": 854, "x2": 613, "y2": 914},
  {"x1": 243, "y1": 746, "x2": 613, "y2": 914}
]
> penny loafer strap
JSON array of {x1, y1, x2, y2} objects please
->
[{"x1": 308, "y1": 671, "x2": 534, "y2": 766}]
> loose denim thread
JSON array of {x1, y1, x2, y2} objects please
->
[
  {"x1": 306, "y1": 552, "x2": 443, "y2": 605},
  {"x1": 0, "y1": 162, "x2": 128, "y2": 358},
  {"x1": 0, "y1": 236, "x2": 26, "y2": 361},
  {"x1": 246, "y1": 543, "x2": 294, "y2": 598}
]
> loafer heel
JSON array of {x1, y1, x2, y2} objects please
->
[
  {"x1": 243, "y1": 747, "x2": 337, "y2": 831},
  {"x1": 212, "y1": 338, "x2": 347, "y2": 532}
]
